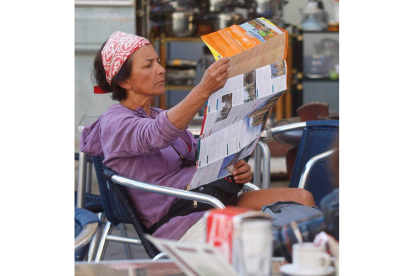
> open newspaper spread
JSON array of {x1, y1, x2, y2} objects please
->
[{"x1": 188, "y1": 18, "x2": 288, "y2": 190}]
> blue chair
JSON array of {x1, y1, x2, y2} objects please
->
[
  {"x1": 271, "y1": 120, "x2": 339, "y2": 207},
  {"x1": 75, "y1": 208, "x2": 100, "y2": 261},
  {"x1": 89, "y1": 155, "x2": 260, "y2": 261}
]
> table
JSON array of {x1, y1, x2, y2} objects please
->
[{"x1": 75, "y1": 258, "x2": 286, "y2": 276}]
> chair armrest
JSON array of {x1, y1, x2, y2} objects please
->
[
  {"x1": 297, "y1": 149, "x2": 338, "y2": 190},
  {"x1": 108, "y1": 173, "x2": 225, "y2": 209},
  {"x1": 270, "y1": 122, "x2": 307, "y2": 135},
  {"x1": 243, "y1": 182, "x2": 260, "y2": 191},
  {"x1": 270, "y1": 122, "x2": 306, "y2": 146},
  {"x1": 75, "y1": 222, "x2": 99, "y2": 251}
]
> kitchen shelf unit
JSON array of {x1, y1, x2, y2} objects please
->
[
  {"x1": 150, "y1": 32, "x2": 204, "y2": 110},
  {"x1": 303, "y1": 77, "x2": 339, "y2": 82},
  {"x1": 289, "y1": 26, "x2": 339, "y2": 116}
]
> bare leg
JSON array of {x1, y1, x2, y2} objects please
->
[{"x1": 236, "y1": 188, "x2": 315, "y2": 211}]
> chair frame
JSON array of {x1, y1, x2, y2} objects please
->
[
  {"x1": 75, "y1": 222, "x2": 100, "y2": 251},
  {"x1": 298, "y1": 149, "x2": 338, "y2": 189},
  {"x1": 270, "y1": 120, "x2": 338, "y2": 205},
  {"x1": 92, "y1": 167, "x2": 259, "y2": 261}
]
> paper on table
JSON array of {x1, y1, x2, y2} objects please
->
[{"x1": 146, "y1": 235, "x2": 238, "y2": 276}]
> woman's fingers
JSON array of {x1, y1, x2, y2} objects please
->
[
  {"x1": 198, "y1": 57, "x2": 230, "y2": 95},
  {"x1": 234, "y1": 171, "x2": 253, "y2": 183},
  {"x1": 211, "y1": 57, "x2": 230, "y2": 70},
  {"x1": 233, "y1": 160, "x2": 248, "y2": 172},
  {"x1": 232, "y1": 160, "x2": 252, "y2": 184},
  {"x1": 215, "y1": 60, "x2": 230, "y2": 75}
]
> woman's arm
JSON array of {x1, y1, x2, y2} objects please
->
[{"x1": 167, "y1": 57, "x2": 230, "y2": 130}]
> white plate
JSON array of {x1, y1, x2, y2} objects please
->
[{"x1": 280, "y1": 264, "x2": 335, "y2": 276}]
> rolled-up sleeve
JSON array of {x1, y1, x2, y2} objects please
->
[{"x1": 101, "y1": 110, "x2": 183, "y2": 157}]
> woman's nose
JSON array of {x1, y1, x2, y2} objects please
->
[{"x1": 158, "y1": 63, "x2": 166, "y2": 75}]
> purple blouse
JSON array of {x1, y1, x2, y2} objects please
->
[{"x1": 80, "y1": 104, "x2": 205, "y2": 240}]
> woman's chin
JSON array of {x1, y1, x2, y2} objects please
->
[{"x1": 153, "y1": 87, "x2": 165, "y2": 95}]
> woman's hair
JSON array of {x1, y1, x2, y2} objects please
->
[{"x1": 92, "y1": 40, "x2": 134, "y2": 101}]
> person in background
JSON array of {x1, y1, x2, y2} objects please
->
[{"x1": 80, "y1": 31, "x2": 315, "y2": 243}]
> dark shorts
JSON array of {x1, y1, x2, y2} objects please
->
[{"x1": 147, "y1": 176, "x2": 243, "y2": 234}]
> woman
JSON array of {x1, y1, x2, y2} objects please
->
[{"x1": 80, "y1": 31, "x2": 314, "y2": 242}]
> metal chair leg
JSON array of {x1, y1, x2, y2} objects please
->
[
  {"x1": 253, "y1": 140, "x2": 271, "y2": 189},
  {"x1": 94, "y1": 221, "x2": 113, "y2": 262},
  {"x1": 257, "y1": 140, "x2": 271, "y2": 189},
  {"x1": 87, "y1": 212, "x2": 105, "y2": 262},
  {"x1": 254, "y1": 144, "x2": 262, "y2": 187},
  {"x1": 119, "y1": 224, "x2": 134, "y2": 259}
]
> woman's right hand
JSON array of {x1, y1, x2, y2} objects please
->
[
  {"x1": 197, "y1": 57, "x2": 230, "y2": 97},
  {"x1": 167, "y1": 57, "x2": 230, "y2": 130}
]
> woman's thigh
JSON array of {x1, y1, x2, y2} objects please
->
[{"x1": 236, "y1": 188, "x2": 315, "y2": 210}]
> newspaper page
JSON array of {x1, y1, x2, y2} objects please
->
[
  {"x1": 188, "y1": 18, "x2": 288, "y2": 190},
  {"x1": 189, "y1": 61, "x2": 287, "y2": 189},
  {"x1": 146, "y1": 235, "x2": 239, "y2": 276}
]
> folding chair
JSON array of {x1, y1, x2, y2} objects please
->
[
  {"x1": 90, "y1": 155, "x2": 260, "y2": 261},
  {"x1": 271, "y1": 120, "x2": 339, "y2": 207}
]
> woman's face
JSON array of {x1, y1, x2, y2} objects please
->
[{"x1": 123, "y1": 45, "x2": 166, "y2": 97}]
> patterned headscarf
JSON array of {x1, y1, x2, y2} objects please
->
[{"x1": 95, "y1": 31, "x2": 150, "y2": 93}]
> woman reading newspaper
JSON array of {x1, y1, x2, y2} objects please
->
[{"x1": 80, "y1": 31, "x2": 315, "y2": 243}]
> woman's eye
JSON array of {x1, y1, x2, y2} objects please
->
[{"x1": 145, "y1": 64, "x2": 151, "y2": 68}]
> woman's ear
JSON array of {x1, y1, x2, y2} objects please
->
[{"x1": 118, "y1": 80, "x2": 132, "y2": 90}]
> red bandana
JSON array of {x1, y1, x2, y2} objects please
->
[{"x1": 95, "y1": 31, "x2": 150, "y2": 93}]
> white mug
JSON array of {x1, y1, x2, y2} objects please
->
[{"x1": 292, "y1": 242, "x2": 330, "y2": 272}]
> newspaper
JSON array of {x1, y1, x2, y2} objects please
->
[
  {"x1": 187, "y1": 18, "x2": 288, "y2": 190},
  {"x1": 146, "y1": 235, "x2": 238, "y2": 276}
]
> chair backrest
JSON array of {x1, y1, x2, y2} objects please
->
[
  {"x1": 91, "y1": 156, "x2": 160, "y2": 258},
  {"x1": 289, "y1": 120, "x2": 339, "y2": 207},
  {"x1": 297, "y1": 101, "x2": 330, "y2": 121},
  {"x1": 91, "y1": 156, "x2": 132, "y2": 225}
]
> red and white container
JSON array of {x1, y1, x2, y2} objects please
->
[{"x1": 206, "y1": 206, "x2": 273, "y2": 276}]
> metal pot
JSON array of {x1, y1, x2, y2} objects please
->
[
  {"x1": 166, "y1": 59, "x2": 198, "y2": 85},
  {"x1": 209, "y1": 0, "x2": 231, "y2": 12},
  {"x1": 166, "y1": 11, "x2": 197, "y2": 37},
  {"x1": 212, "y1": 12, "x2": 241, "y2": 31},
  {"x1": 255, "y1": 0, "x2": 284, "y2": 18}
]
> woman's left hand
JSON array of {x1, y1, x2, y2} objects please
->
[{"x1": 232, "y1": 160, "x2": 253, "y2": 184}]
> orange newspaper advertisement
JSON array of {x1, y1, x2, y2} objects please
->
[
  {"x1": 201, "y1": 17, "x2": 286, "y2": 61},
  {"x1": 223, "y1": 25, "x2": 261, "y2": 51},
  {"x1": 201, "y1": 30, "x2": 243, "y2": 59}
]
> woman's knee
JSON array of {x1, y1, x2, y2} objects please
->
[{"x1": 294, "y1": 188, "x2": 315, "y2": 207}]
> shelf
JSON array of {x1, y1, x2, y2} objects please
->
[
  {"x1": 303, "y1": 77, "x2": 339, "y2": 82},
  {"x1": 303, "y1": 30, "x2": 339, "y2": 34},
  {"x1": 165, "y1": 85, "x2": 195, "y2": 91}
]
